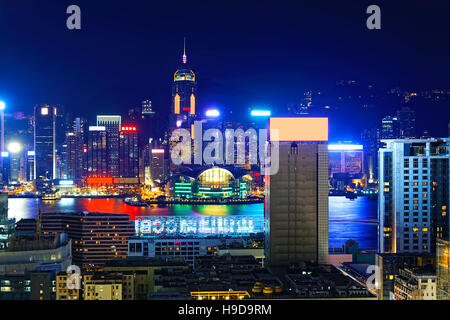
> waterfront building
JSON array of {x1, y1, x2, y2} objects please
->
[
  {"x1": 437, "y1": 239, "x2": 450, "y2": 300},
  {"x1": 378, "y1": 138, "x2": 450, "y2": 255},
  {"x1": 87, "y1": 126, "x2": 108, "y2": 179},
  {"x1": 96, "y1": 116, "x2": 121, "y2": 178},
  {"x1": 65, "y1": 117, "x2": 87, "y2": 184},
  {"x1": 264, "y1": 117, "x2": 329, "y2": 266},
  {"x1": 37, "y1": 212, "x2": 135, "y2": 270},
  {"x1": 34, "y1": 105, "x2": 57, "y2": 184},
  {"x1": 170, "y1": 167, "x2": 251, "y2": 199},
  {"x1": 393, "y1": 265, "x2": 436, "y2": 300},
  {"x1": 118, "y1": 125, "x2": 139, "y2": 184}
]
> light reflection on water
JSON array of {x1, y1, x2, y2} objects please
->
[{"x1": 7, "y1": 196, "x2": 377, "y2": 249}]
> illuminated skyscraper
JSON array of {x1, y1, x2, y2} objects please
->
[
  {"x1": 87, "y1": 126, "x2": 108, "y2": 178},
  {"x1": 97, "y1": 116, "x2": 121, "y2": 177},
  {"x1": 119, "y1": 125, "x2": 139, "y2": 183},
  {"x1": 65, "y1": 117, "x2": 87, "y2": 183},
  {"x1": 34, "y1": 105, "x2": 57, "y2": 181},
  {"x1": 378, "y1": 138, "x2": 450, "y2": 255},
  {"x1": 171, "y1": 38, "x2": 197, "y2": 128}
]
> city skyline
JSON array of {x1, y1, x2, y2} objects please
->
[
  {"x1": 1, "y1": 1, "x2": 450, "y2": 141},
  {"x1": 0, "y1": 0, "x2": 449, "y2": 304}
]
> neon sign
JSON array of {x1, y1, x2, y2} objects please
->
[{"x1": 135, "y1": 216, "x2": 263, "y2": 237}]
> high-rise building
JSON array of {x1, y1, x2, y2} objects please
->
[
  {"x1": 381, "y1": 115, "x2": 399, "y2": 139},
  {"x1": 171, "y1": 39, "x2": 197, "y2": 128},
  {"x1": 378, "y1": 138, "x2": 450, "y2": 255},
  {"x1": 34, "y1": 105, "x2": 57, "y2": 182},
  {"x1": 25, "y1": 150, "x2": 35, "y2": 182},
  {"x1": 96, "y1": 116, "x2": 121, "y2": 178},
  {"x1": 118, "y1": 125, "x2": 139, "y2": 183},
  {"x1": 264, "y1": 117, "x2": 329, "y2": 266},
  {"x1": 40, "y1": 212, "x2": 135, "y2": 270},
  {"x1": 397, "y1": 106, "x2": 416, "y2": 139},
  {"x1": 65, "y1": 117, "x2": 87, "y2": 184},
  {"x1": 150, "y1": 148, "x2": 165, "y2": 185},
  {"x1": 87, "y1": 126, "x2": 108, "y2": 178}
]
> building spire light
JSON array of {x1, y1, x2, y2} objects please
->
[{"x1": 182, "y1": 37, "x2": 187, "y2": 64}]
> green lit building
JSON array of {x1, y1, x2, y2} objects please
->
[{"x1": 170, "y1": 167, "x2": 252, "y2": 199}]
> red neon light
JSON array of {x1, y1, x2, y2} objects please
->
[
  {"x1": 83, "y1": 147, "x2": 87, "y2": 153},
  {"x1": 121, "y1": 126, "x2": 137, "y2": 132},
  {"x1": 182, "y1": 107, "x2": 190, "y2": 111},
  {"x1": 86, "y1": 177, "x2": 113, "y2": 185}
]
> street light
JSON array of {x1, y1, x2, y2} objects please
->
[{"x1": 7, "y1": 142, "x2": 22, "y2": 154}]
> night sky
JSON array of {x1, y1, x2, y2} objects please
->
[{"x1": 0, "y1": 0, "x2": 449, "y2": 139}]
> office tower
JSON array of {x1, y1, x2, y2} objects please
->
[
  {"x1": 118, "y1": 125, "x2": 139, "y2": 183},
  {"x1": 381, "y1": 115, "x2": 399, "y2": 139},
  {"x1": 171, "y1": 39, "x2": 197, "y2": 128},
  {"x1": 265, "y1": 118, "x2": 329, "y2": 266},
  {"x1": 34, "y1": 105, "x2": 57, "y2": 182},
  {"x1": 87, "y1": 126, "x2": 108, "y2": 178},
  {"x1": 150, "y1": 148, "x2": 165, "y2": 184},
  {"x1": 26, "y1": 150, "x2": 35, "y2": 182},
  {"x1": 40, "y1": 212, "x2": 135, "y2": 270},
  {"x1": 378, "y1": 138, "x2": 450, "y2": 255},
  {"x1": 96, "y1": 116, "x2": 121, "y2": 177},
  {"x1": 437, "y1": 239, "x2": 450, "y2": 300},
  {"x1": 397, "y1": 106, "x2": 416, "y2": 139},
  {"x1": 65, "y1": 117, "x2": 87, "y2": 183}
]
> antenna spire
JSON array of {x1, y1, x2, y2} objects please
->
[{"x1": 182, "y1": 37, "x2": 187, "y2": 64}]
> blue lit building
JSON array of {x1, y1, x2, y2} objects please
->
[{"x1": 34, "y1": 105, "x2": 57, "y2": 182}]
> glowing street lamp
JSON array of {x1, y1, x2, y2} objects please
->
[{"x1": 7, "y1": 142, "x2": 22, "y2": 154}]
